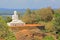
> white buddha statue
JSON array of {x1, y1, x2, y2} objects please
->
[
  {"x1": 12, "y1": 11, "x2": 18, "y2": 20},
  {"x1": 7, "y1": 11, "x2": 25, "y2": 26}
]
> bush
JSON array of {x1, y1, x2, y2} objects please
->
[
  {"x1": 0, "y1": 17, "x2": 16, "y2": 40},
  {"x1": 34, "y1": 36, "x2": 40, "y2": 40},
  {"x1": 58, "y1": 35, "x2": 60, "y2": 40},
  {"x1": 4, "y1": 31, "x2": 16, "y2": 40},
  {"x1": 43, "y1": 36, "x2": 54, "y2": 40},
  {"x1": 45, "y1": 22, "x2": 55, "y2": 32}
]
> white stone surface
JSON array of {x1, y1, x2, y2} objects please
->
[{"x1": 7, "y1": 11, "x2": 25, "y2": 26}]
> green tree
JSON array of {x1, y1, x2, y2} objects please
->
[
  {"x1": 43, "y1": 36, "x2": 54, "y2": 40},
  {"x1": 45, "y1": 22, "x2": 55, "y2": 32},
  {"x1": 22, "y1": 8, "x2": 32, "y2": 24},
  {"x1": 39, "y1": 7, "x2": 54, "y2": 22},
  {"x1": 54, "y1": 9, "x2": 60, "y2": 14},
  {"x1": 5, "y1": 16, "x2": 12, "y2": 23},
  {"x1": 22, "y1": 9, "x2": 41, "y2": 24},
  {"x1": 58, "y1": 35, "x2": 60, "y2": 40},
  {"x1": 0, "y1": 16, "x2": 16, "y2": 40},
  {"x1": 30, "y1": 11, "x2": 41, "y2": 24},
  {"x1": 53, "y1": 13, "x2": 60, "y2": 32},
  {"x1": 17, "y1": 12, "x2": 22, "y2": 19}
]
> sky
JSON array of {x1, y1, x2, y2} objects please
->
[{"x1": 0, "y1": 0, "x2": 60, "y2": 9}]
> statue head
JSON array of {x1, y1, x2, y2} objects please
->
[{"x1": 14, "y1": 11, "x2": 17, "y2": 15}]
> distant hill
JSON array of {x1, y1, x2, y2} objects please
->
[{"x1": 0, "y1": 8, "x2": 26, "y2": 15}]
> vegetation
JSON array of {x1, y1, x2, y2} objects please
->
[
  {"x1": 58, "y1": 35, "x2": 60, "y2": 40},
  {"x1": 53, "y1": 13, "x2": 60, "y2": 32},
  {"x1": 1, "y1": 7, "x2": 60, "y2": 40},
  {"x1": 5, "y1": 16, "x2": 12, "y2": 23},
  {"x1": 20, "y1": 7, "x2": 60, "y2": 40},
  {"x1": 43, "y1": 36, "x2": 54, "y2": 40},
  {"x1": 0, "y1": 17, "x2": 16, "y2": 40}
]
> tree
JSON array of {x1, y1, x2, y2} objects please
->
[
  {"x1": 54, "y1": 9, "x2": 60, "y2": 14},
  {"x1": 58, "y1": 35, "x2": 60, "y2": 40},
  {"x1": 39, "y1": 7, "x2": 54, "y2": 22},
  {"x1": 21, "y1": 8, "x2": 32, "y2": 24},
  {"x1": 22, "y1": 9, "x2": 41, "y2": 24},
  {"x1": 43, "y1": 36, "x2": 54, "y2": 40},
  {"x1": 5, "y1": 16, "x2": 12, "y2": 23},
  {"x1": 45, "y1": 22, "x2": 55, "y2": 32},
  {"x1": 0, "y1": 16, "x2": 16, "y2": 40},
  {"x1": 53, "y1": 13, "x2": 60, "y2": 32},
  {"x1": 17, "y1": 12, "x2": 21, "y2": 19}
]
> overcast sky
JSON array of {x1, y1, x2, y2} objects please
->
[{"x1": 0, "y1": 0, "x2": 60, "y2": 9}]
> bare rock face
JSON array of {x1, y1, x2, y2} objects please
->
[
  {"x1": 15, "y1": 29, "x2": 44, "y2": 40},
  {"x1": 0, "y1": 38, "x2": 4, "y2": 40},
  {"x1": 15, "y1": 29, "x2": 33, "y2": 40}
]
